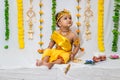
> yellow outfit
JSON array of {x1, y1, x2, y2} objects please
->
[{"x1": 42, "y1": 31, "x2": 72, "y2": 63}]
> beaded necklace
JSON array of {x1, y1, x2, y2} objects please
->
[{"x1": 59, "y1": 29, "x2": 70, "y2": 36}]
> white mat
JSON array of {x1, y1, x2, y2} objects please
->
[{"x1": 0, "y1": 58, "x2": 120, "y2": 80}]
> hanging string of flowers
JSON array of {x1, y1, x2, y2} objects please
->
[
  {"x1": 51, "y1": 0, "x2": 56, "y2": 32},
  {"x1": 84, "y1": 0, "x2": 93, "y2": 41},
  {"x1": 4, "y1": 0, "x2": 9, "y2": 49},
  {"x1": 37, "y1": 0, "x2": 44, "y2": 54},
  {"x1": 16, "y1": 0, "x2": 25, "y2": 49},
  {"x1": 97, "y1": 0, "x2": 105, "y2": 52},
  {"x1": 112, "y1": 0, "x2": 120, "y2": 52},
  {"x1": 75, "y1": 0, "x2": 84, "y2": 52},
  {"x1": 76, "y1": 0, "x2": 81, "y2": 35},
  {"x1": 26, "y1": 0, "x2": 36, "y2": 40}
]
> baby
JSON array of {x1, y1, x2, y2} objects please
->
[{"x1": 36, "y1": 9, "x2": 80, "y2": 69}]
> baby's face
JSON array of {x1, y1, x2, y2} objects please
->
[{"x1": 59, "y1": 14, "x2": 73, "y2": 28}]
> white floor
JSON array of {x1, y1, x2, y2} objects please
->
[{"x1": 0, "y1": 58, "x2": 120, "y2": 80}]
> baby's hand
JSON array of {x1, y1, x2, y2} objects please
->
[{"x1": 70, "y1": 53, "x2": 75, "y2": 61}]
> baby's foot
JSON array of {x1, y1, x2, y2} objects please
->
[
  {"x1": 43, "y1": 62, "x2": 53, "y2": 69},
  {"x1": 36, "y1": 59, "x2": 43, "y2": 66}
]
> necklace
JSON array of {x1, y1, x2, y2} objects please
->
[{"x1": 59, "y1": 29, "x2": 70, "y2": 36}]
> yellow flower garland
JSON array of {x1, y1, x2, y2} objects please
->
[
  {"x1": 16, "y1": 0, "x2": 25, "y2": 49},
  {"x1": 38, "y1": 0, "x2": 44, "y2": 54},
  {"x1": 75, "y1": 0, "x2": 81, "y2": 35},
  {"x1": 98, "y1": 0, "x2": 105, "y2": 52},
  {"x1": 75, "y1": 0, "x2": 85, "y2": 52}
]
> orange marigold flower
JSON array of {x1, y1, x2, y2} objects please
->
[
  {"x1": 39, "y1": 19, "x2": 44, "y2": 23},
  {"x1": 76, "y1": 5, "x2": 81, "y2": 10},
  {"x1": 40, "y1": 33, "x2": 43, "y2": 37},
  {"x1": 39, "y1": 25, "x2": 43, "y2": 29},
  {"x1": 76, "y1": 13, "x2": 81, "y2": 18},
  {"x1": 39, "y1": 10, "x2": 44, "y2": 15},
  {"x1": 38, "y1": 41, "x2": 44, "y2": 45},
  {"x1": 39, "y1": 2, "x2": 43, "y2": 7},
  {"x1": 37, "y1": 49, "x2": 44, "y2": 54},
  {"x1": 76, "y1": 29, "x2": 80, "y2": 34},
  {"x1": 76, "y1": 22, "x2": 81, "y2": 26},
  {"x1": 80, "y1": 47, "x2": 85, "y2": 52}
]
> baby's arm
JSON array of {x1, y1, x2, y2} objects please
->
[
  {"x1": 70, "y1": 34, "x2": 80, "y2": 60},
  {"x1": 47, "y1": 40, "x2": 55, "y2": 49}
]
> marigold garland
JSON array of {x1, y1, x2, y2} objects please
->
[
  {"x1": 75, "y1": 0, "x2": 81, "y2": 35},
  {"x1": 16, "y1": 0, "x2": 25, "y2": 49},
  {"x1": 38, "y1": 0, "x2": 44, "y2": 54},
  {"x1": 97, "y1": 0, "x2": 105, "y2": 52},
  {"x1": 75, "y1": 0, "x2": 84, "y2": 52},
  {"x1": 4, "y1": 0, "x2": 9, "y2": 49},
  {"x1": 51, "y1": 0, "x2": 56, "y2": 32}
]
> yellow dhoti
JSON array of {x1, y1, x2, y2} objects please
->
[
  {"x1": 42, "y1": 31, "x2": 72, "y2": 63},
  {"x1": 42, "y1": 49, "x2": 70, "y2": 63}
]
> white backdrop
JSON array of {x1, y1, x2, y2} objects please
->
[{"x1": 0, "y1": 0, "x2": 117, "y2": 68}]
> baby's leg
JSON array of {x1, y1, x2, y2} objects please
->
[
  {"x1": 43, "y1": 62, "x2": 53, "y2": 69},
  {"x1": 43, "y1": 59, "x2": 63, "y2": 69},
  {"x1": 36, "y1": 59, "x2": 43, "y2": 66},
  {"x1": 52, "y1": 58, "x2": 63, "y2": 64},
  {"x1": 42, "y1": 56, "x2": 50, "y2": 62},
  {"x1": 36, "y1": 56, "x2": 50, "y2": 66}
]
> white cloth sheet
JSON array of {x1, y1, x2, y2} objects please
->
[{"x1": 0, "y1": 58, "x2": 120, "y2": 80}]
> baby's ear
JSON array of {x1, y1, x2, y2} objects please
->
[{"x1": 57, "y1": 21, "x2": 61, "y2": 27}]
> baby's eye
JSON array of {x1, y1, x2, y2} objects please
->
[{"x1": 64, "y1": 17, "x2": 67, "y2": 20}]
